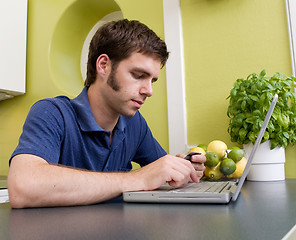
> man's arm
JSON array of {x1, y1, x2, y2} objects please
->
[{"x1": 8, "y1": 153, "x2": 200, "y2": 208}]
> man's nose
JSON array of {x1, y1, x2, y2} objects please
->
[{"x1": 140, "y1": 80, "x2": 153, "y2": 97}]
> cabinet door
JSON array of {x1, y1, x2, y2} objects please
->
[{"x1": 0, "y1": 0, "x2": 27, "y2": 100}]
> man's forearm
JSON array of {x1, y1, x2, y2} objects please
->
[
  {"x1": 8, "y1": 154, "x2": 203, "y2": 208},
  {"x1": 8, "y1": 154, "x2": 137, "y2": 208}
]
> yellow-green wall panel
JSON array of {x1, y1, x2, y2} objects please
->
[{"x1": 181, "y1": 0, "x2": 295, "y2": 178}]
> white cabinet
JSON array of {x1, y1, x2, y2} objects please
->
[{"x1": 0, "y1": 0, "x2": 27, "y2": 101}]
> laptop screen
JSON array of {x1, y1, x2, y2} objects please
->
[{"x1": 231, "y1": 94, "x2": 278, "y2": 201}]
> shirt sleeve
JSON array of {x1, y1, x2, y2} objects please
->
[
  {"x1": 132, "y1": 113, "x2": 167, "y2": 166},
  {"x1": 10, "y1": 99, "x2": 65, "y2": 165}
]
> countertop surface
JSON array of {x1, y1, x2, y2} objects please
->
[{"x1": 1, "y1": 180, "x2": 295, "y2": 240}]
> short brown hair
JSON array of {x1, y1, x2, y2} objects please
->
[{"x1": 85, "y1": 19, "x2": 169, "y2": 87}]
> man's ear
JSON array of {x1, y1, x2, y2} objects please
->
[{"x1": 96, "y1": 54, "x2": 111, "y2": 77}]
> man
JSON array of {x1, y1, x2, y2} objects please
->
[{"x1": 8, "y1": 19, "x2": 206, "y2": 208}]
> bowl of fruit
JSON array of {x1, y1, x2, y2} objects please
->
[{"x1": 188, "y1": 140, "x2": 247, "y2": 181}]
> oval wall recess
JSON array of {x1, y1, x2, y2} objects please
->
[{"x1": 49, "y1": 0, "x2": 123, "y2": 97}]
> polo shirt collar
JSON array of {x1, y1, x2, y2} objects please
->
[{"x1": 71, "y1": 87, "x2": 128, "y2": 132}]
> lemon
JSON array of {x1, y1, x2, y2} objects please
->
[
  {"x1": 197, "y1": 144, "x2": 208, "y2": 152},
  {"x1": 188, "y1": 146, "x2": 206, "y2": 155},
  {"x1": 205, "y1": 152, "x2": 219, "y2": 167},
  {"x1": 207, "y1": 140, "x2": 228, "y2": 159},
  {"x1": 227, "y1": 149, "x2": 244, "y2": 163},
  {"x1": 227, "y1": 157, "x2": 247, "y2": 179},
  {"x1": 220, "y1": 158, "x2": 236, "y2": 175},
  {"x1": 204, "y1": 162, "x2": 223, "y2": 181}
]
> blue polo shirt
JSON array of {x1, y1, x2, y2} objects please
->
[{"x1": 10, "y1": 87, "x2": 167, "y2": 171}]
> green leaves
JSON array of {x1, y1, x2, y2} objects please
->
[{"x1": 227, "y1": 70, "x2": 296, "y2": 149}]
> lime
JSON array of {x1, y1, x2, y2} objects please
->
[
  {"x1": 207, "y1": 140, "x2": 227, "y2": 159},
  {"x1": 227, "y1": 149, "x2": 244, "y2": 163},
  {"x1": 197, "y1": 144, "x2": 208, "y2": 152},
  {"x1": 220, "y1": 158, "x2": 236, "y2": 175},
  {"x1": 227, "y1": 157, "x2": 247, "y2": 179},
  {"x1": 188, "y1": 146, "x2": 206, "y2": 156},
  {"x1": 205, "y1": 152, "x2": 219, "y2": 167},
  {"x1": 204, "y1": 162, "x2": 223, "y2": 181}
]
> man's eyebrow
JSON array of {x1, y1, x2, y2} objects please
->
[{"x1": 131, "y1": 68, "x2": 151, "y2": 76}]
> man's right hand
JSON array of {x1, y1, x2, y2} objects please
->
[{"x1": 126, "y1": 154, "x2": 199, "y2": 192}]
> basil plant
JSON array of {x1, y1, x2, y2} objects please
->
[{"x1": 227, "y1": 70, "x2": 296, "y2": 149}]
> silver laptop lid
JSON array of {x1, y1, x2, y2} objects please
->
[{"x1": 231, "y1": 94, "x2": 278, "y2": 201}]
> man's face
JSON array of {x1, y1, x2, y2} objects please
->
[{"x1": 101, "y1": 52, "x2": 161, "y2": 117}]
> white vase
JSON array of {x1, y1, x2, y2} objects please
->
[{"x1": 243, "y1": 140, "x2": 286, "y2": 181}]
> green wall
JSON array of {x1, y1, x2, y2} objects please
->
[
  {"x1": 0, "y1": 0, "x2": 295, "y2": 178},
  {"x1": 181, "y1": 0, "x2": 295, "y2": 178}
]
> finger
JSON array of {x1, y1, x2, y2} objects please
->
[
  {"x1": 176, "y1": 153, "x2": 186, "y2": 158},
  {"x1": 166, "y1": 156, "x2": 199, "y2": 185},
  {"x1": 196, "y1": 171, "x2": 204, "y2": 179},
  {"x1": 190, "y1": 168, "x2": 199, "y2": 183},
  {"x1": 191, "y1": 162, "x2": 206, "y2": 171},
  {"x1": 190, "y1": 154, "x2": 206, "y2": 163},
  {"x1": 172, "y1": 159, "x2": 199, "y2": 184},
  {"x1": 172, "y1": 161, "x2": 194, "y2": 179},
  {"x1": 188, "y1": 171, "x2": 204, "y2": 183},
  {"x1": 167, "y1": 169, "x2": 191, "y2": 187},
  {"x1": 194, "y1": 169, "x2": 204, "y2": 177},
  {"x1": 179, "y1": 159, "x2": 200, "y2": 183}
]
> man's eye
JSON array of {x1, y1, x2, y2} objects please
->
[{"x1": 132, "y1": 72, "x2": 144, "y2": 79}]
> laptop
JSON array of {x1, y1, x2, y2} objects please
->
[{"x1": 123, "y1": 94, "x2": 278, "y2": 204}]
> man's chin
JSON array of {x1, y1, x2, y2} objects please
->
[{"x1": 121, "y1": 109, "x2": 138, "y2": 118}]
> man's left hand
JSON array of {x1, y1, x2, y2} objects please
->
[{"x1": 176, "y1": 153, "x2": 206, "y2": 181}]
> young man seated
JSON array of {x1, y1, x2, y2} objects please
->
[{"x1": 8, "y1": 19, "x2": 206, "y2": 208}]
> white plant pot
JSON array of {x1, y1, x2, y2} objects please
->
[{"x1": 243, "y1": 140, "x2": 285, "y2": 181}]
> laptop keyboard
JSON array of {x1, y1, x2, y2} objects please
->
[{"x1": 170, "y1": 181, "x2": 229, "y2": 193}]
